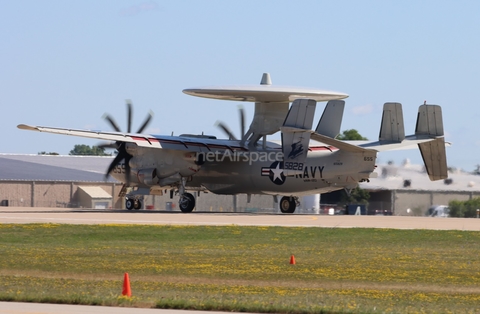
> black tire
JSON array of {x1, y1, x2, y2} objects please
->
[
  {"x1": 126, "y1": 198, "x2": 134, "y2": 210},
  {"x1": 179, "y1": 193, "x2": 195, "y2": 213},
  {"x1": 280, "y1": 196, "x2": 296, "y2": 214},
  {"x1": 133, "y1": 200, "x2": 142, "y2": 210}
]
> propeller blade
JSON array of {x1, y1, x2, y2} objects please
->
[
  {"x1": 136, "y1": 111, "x2": 154, "y2": 133},
  {"x1": 105, "y1": 149, "x2": 126, "y2": 178},
  {"x1": 101, "y1": 101, "x2": 154, "y2": 186},
  {"x1": 124, "y1": 153, "x2": 132, "y2": 186},
  {"x1": 105, "y1": 142, "x2": 132, "y2": 186},
  {"x1": 103, "y1": 114, "x2": 121, "y2": 132},
  {"x1": 238, "y1": 105, "x2": 246, "y2": 139},
  {"x1": 126, "y1": 100, "x2": 133, "y2": 133},
  {"x1": 216, "y1": 121, "x2": 237, "y2": 140}
]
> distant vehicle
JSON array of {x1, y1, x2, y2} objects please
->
[{"x1": 427, "y1": 205, "x2": 450, "y2": 217}]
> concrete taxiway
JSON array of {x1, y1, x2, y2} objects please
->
[
  {"x1": 0, "y1": 207, "x2": 479, "y2": 230},
  {"x1": 0, "y1": 302, "x2": 229, "y2": 314}
]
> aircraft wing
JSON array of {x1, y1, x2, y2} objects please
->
[
  {"x1": 17, "y1": 124, "x2": 247, "y2": 153},
  {"x1": 18, "y1": 124, "x2": 144, "y2": 144}
]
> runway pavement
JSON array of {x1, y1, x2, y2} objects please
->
[
  {"x1": 0, "y1": 302, "x2": 229, "y2": 314},
  {"x1": 1, "y1": 207, "x2": 480, "y2": 230}
]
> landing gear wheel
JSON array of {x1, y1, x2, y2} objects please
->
[
  {"x1": 179, "y1": 193, "x2": 195, "y2": 213},
  {"x1": 280, "y1": 196, "x2": 296, "y2": 214},
  {"x1": 126, "y1": 198, "x2": 134, "y2": 210},
  {"x1": 133, "y1": 200, "x2": 142, "y2": 210}
]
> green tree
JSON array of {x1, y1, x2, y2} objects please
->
[
  {"x1": 335, "y1": 130, "x2": 370, "y2": 207},
  {"x1": 38, "y1": 151, "x2": 59, "y2": 155},
  {"x1": 339, "y1": 187, "x2": 370, "y2": 205},
  {"x1": 448, "y1": 198, "x2": 480, "y2": 218},
  {"x1": 69, "y1": 144, "x2": 111, "y2": 156},
  {"x1": 336, "y1": 129, "x2": 368, "y2": 140}
]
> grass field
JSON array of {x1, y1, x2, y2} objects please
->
[{"x1": 0, "y1": 223, "x2": 479, "y2": 313}]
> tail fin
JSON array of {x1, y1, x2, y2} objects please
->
[
  {"x1": 310, "y1": 101, "x2": 372, "y2": 153},
  {"x1": 416, "y1": 104, "x2": 444, "y2": 137},
  {"x1": 416, "y1": 104, "x2": 447, "y2": 180},
  {"x1": 419, "y1": 137, "x2": 448, "y2": 180},
  {"x1": 315, "y1": 100, "x2": 345, "y2": 138},
  {"x1": 379, "y1": 102, "x2": 405, "y2": 142},
  {"x1": 281, "y1": 99, "x2": 316, "y2": 175},
  {"x1": 354, "y1": 102, "x2": 448, "y2": 181}
]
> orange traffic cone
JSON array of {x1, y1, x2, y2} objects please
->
[
  {"x1": 122, "y1": 272, "x2": 132, "y2": 297},
  {"x1": 290, "y1": 255, "x2": 296, "y2": 265}
]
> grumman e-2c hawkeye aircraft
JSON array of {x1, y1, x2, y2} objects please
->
[{"x1": 17, "y1": 73, "x2": 448, "y2": 213}]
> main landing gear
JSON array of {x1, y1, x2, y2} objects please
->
[
  {"x1": 280, "y1": 196, "x2": 297, "y2": 214},
  {"x1": 126, "y1": 198, "x2": 142, "y2": 210},
  {"x1": 178, "y1": 177, "x2": 195, "y2": 213}
]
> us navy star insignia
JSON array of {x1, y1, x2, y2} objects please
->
[
  {"x1": 261, "y1": 161, "x2": 286, "y2": 185},
  {"x1": 271, "y1": 163, "x2": 284, "y2": 181}
]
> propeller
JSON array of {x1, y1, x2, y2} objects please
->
[
  {"x1": 101, "y1": 100, "x2": 153, "y2": 185},
  {"x1": 216, "y1": 105, "x2": 246, "y2": 141}
]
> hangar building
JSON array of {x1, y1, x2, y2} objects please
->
[
  {"x1": 1, "y1": 154, "x2": 480, "y2": 215},
  {"x1": 0, "y1": 154, "x2": 275, "y2": 211},
  {"x1": 359, "y1": 160, "x2": 480, "y2": 215}
]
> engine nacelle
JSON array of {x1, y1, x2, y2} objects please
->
[
  {"x1": 137, "y1": 168, "x2": 159, "y2": 185},
  {"x1": 125, "y1": 143, "x2": 138, "y2": 155}
]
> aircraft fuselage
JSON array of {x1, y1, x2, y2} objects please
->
[{"x1": 191, "y1": 148, "x2": 376, "y2": 196}]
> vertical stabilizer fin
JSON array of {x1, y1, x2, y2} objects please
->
[
  {"x1": 283, "y1": 99, "x2": 316, "y2": 130},
  {"x1": 315, "y1": 100, "x2": 345, "y2": 138},
  {"x1": 281, "y1": 99, "x2": 316, "y2": 176},
  {"x1": 416, "y1": 104, "x2": 447, "y2": 181},
  {"x1": 419, "y1": 137, "x2": 448, "y2": 180},
  {"x1": 415, "y1": 104, "x2": 444, "y2": 137},
  {"x1": 379, "y1": 102, "x2": 405, "y2": 142}
]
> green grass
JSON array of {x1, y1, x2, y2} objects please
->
[{"x1": 0, "y1": 223, "x2": 480, "y2": 313}]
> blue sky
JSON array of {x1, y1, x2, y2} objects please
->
[{"x1": 2, "y1": 1, "x2": 479, "y2": 171}]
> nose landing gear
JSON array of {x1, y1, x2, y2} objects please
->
[
  {"x1": 178, "y1": 177, "x2": 195, "y2": 213},
  {"x1": 179, "y1": 193, "x2": 195, "y2": 213},
  {"x1": 126, "y1": 198, "x2": 142, "y2": 210}
]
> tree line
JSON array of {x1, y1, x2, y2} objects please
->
[
  {"x1": 39, "y1": 144, "x2": 112, "y2": 156},
  {"x1": 448, "y1": 198, "x2": 480, "y2": 218}
]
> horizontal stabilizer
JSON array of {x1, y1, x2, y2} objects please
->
[
  {"x1": 379, "y1": 102, "x2": 405, "y2": 142},
  {"x1": 419, "y1": 137, "x2": 448, "y2": 181},
  {"x1": 416, "y1": 104, "x2": 444, "y2": 137},
  {"x1": 310, "y1": 132, "x2": 369, "y2": 153},
  {"x1": 315, "y1": 100, "x2": 345, "y2": 138}
]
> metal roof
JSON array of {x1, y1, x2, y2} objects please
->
[
  {"x1": 77, "y1": 186, "x2": 112, "y2": 199},
  {"x1": 0, "y1": 154, "x2": 117, "y2": 182}
]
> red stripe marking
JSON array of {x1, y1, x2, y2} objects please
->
[
  {"x1": 131, "y1": 136, "x2": 149, "y2": 141},
  {"x1": 309, "y1": 146, "x2": 337, "y2": 151}
]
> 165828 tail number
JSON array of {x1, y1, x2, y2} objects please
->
[{"x1": 284, "y1": 162, "x2": 304, "y2": 171}]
